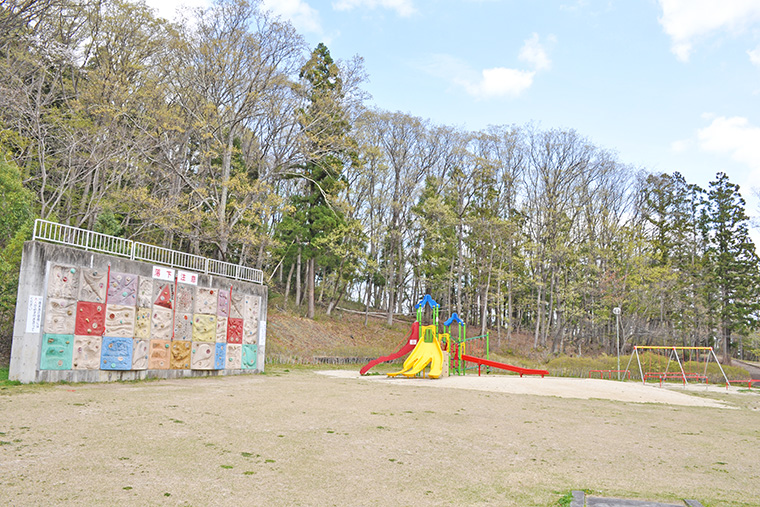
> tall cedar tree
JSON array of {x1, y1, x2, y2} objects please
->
[
  {"x1": 292, "y1": 43, "x2": 352, "y2": 318},
  {"x1": 701, "y1": 172, "x2": 760, "y2": 363}
]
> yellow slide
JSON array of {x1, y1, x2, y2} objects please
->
[{"x1": 387, "y1": 325, "x2": 443, "y2": 379}]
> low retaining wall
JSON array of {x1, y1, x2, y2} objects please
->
[
  {"x1": 10, "y1": 241, "x2": 267, "y2": 383},
  {"x1": 313, "y1": 356, "x2": 377, "y2": 365}
]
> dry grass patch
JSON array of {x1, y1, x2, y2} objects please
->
[{"x1": 0, "y1": 368, "x2": 758, "y2": 506}]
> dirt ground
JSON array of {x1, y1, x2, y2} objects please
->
[{"x1": 1, "y1": 368, "x2": 759, "y2": 507}]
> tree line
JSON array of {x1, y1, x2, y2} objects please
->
[{"x1": 1, "y1": 0, "x2": 758, "y2": 363}]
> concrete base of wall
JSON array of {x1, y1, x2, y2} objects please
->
[{"x1": 34, "y1": 367, "x2": 255, "y2": 383}]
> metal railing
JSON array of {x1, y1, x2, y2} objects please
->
[{"x1": 33, "y1": 219, "x2": 264, "y2": 285}]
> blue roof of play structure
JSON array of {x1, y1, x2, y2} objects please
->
[
  {"x1": 443, "y1": 312, "x2": 464, "y2": 327},
  {"x1": 414, "y1": 294, "x2": 439, "y2": 309}
]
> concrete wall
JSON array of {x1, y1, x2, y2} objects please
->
[{"x1": 9, "y1": 241, "x2": 267, "y2": 383}]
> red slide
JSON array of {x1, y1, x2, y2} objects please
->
[
  {"x1": 360, "y1": 322, "x2": 419, "y2": 375},
  {"x1": 460, "y1": 354, "x2": 548, "y2": 377}
]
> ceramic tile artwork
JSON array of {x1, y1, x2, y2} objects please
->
[
  {"x1": 132, "y1": 339, "x2": 149, "y2": 370},
  {"x1": 194, "y1": 288, "x2": 217, "y2": 315},
  {"x1": 215, "y1": 317, "x2": 228, "y2": 343},
  {"x1": 243, "y1": 319, "x2": 258, "y2": 345},
  {"x1": 250, "y1": 297, "x2": 261, "y2": 331},
  {"x1": 151, "y1": 307, "x2": 173, "y2": 340},
  {"x1": 242, "y1": 344, "x2": 257, "y2": 369},
  {"x1": 40, "y1": 334, "x2": 74, "y2": 370},
  {"x1": 173, "y1": 313, "x2": 193, "y2": 341},
  {"x1": 227, "y1": 318, "x2": 243, "y2": 344},
  {"x1": 134, "y1": 308, "x2": 151, "y2": 339},
  {"x1": 226, "y1": 344, "x2": 242, "y2": 369},
  {"x1": 47, "y1": 265, "x2": 80, "y2": 300},
  {"x1": 34, "y1": 262, "x2": 262, "y2": 375},
  {"x1": 74, "y1": 301, "x2": 106, "y2": 336},
  {"x1": 214, "y1": 342, "x2": 226, "y2": 369},
  {"x1": 78, "y1": 268, "x2": 107, "y2": 303},
  {"x1": 44, "y1": 298, "x2": 77, "y2": 334},
  {"x1": 191, "y1": 342, "x2": 215, "y2": 370},
  {"x1": 217, "y1": 290, "x2": 230, "y2": 317},
  {"x1": 153, "y1": 283, "x2": 174, "y2": 309},
  {"x1": 243, "y1": 295, "x2": 260, "y2": 322},
  {"x1": 72, "y1": 335, "x2": 101, "y2": 370},
  {"x1": 107, "y1": 271, "x2": 137, "y2": 306},
  {"x1": 148, "y1": 340, "x2": 171, "y2": 369},
  {"x1": 192, "y1": 314, "x2": 216, "y2": 342},
  {"x1": 137, "y1": 277, "x2": 153, "y2": 308},
  {"x1": 229, "y1": 292, "x2": 244, "y2": 319},
  {"x1": 175, "y1": 284, "x2": 193, "y2": 314},
  {"x1": 100, "y1": 336, "x2": 133, "y2": 370},
  {"x1": 104, "y1": 305, "x2": 135, "y2": 338},
  {"x1": 170, "y1": 341, "x2": 191, "y2": 369}
]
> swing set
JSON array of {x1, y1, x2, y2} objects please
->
[{"x1": 624, "y1": 346, "x2": 730, "y2": 386}]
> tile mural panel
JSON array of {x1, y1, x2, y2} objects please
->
[{"x1": 30, "y1": 259, "x2": 264, "y2": 377}]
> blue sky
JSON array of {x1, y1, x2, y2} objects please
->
[{"x1": 149, "y1": 0, "x2": 760, "y2": 219}]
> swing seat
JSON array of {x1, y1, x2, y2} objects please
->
[{"x1": 644, "y1": 371, "x2": 708, "y2": 385}]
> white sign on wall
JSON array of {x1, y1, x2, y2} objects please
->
[
  {"x1": 177, "y1": 270, "x2": 198, "y2": 285},
  {"x1": 26, "y1": 295, "x2": 43, "y2": 333},
  {"x1": 152, "y1": 266, "x2": 176, "y2": 281}
]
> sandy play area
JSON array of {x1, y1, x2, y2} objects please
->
[
  {"x1": 319, "y1": 370, "x2": 738, "y2": 408},
  {"x1": 1, "y1": 368, "x2": 758, "y2": 506}
]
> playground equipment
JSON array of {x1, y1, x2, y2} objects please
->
[
  {"x1": 360, "y1": 295, "x2": 548, "y2": 378},
  {"x1": 443, "y1": 311, "x2": 547, "y2": 377},
  {"x1": 624, "y1": 346, "x2": 730, "y2": 386},
  {"x1": 359, "y1": 322, "x2": 419, "y2": 375},
  {"x1": 387, "y1": 295, "x2": 444, "y2": 378}
]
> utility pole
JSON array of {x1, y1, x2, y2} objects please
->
[{"x1": 613, "y1": 307, "x2": 621, "y2": 380}]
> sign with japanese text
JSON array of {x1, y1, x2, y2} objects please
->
[
  {"x1": 152, "y1": 266, "x2": 176, "y2": 281},
  {"x1": 177, "y1": 270, "x2": 198, "y2": 286},
  {"x1": 26, "y1": 295, "x2": 43, "y2": 333}
]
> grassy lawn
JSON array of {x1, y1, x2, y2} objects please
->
[
  {"x1": 0, "y1": 368, "x2": 758, "y2": 506},
  {"x1": 0, "y1": 366, "x2": 20, "y2": 387}
]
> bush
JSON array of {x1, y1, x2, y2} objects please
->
[{"x1": 0, "y1": 156, "x2": 35, "y2": 364}]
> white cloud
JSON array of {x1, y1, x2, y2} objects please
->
[
  {"x1": 332, "y1": 0, "x2": 416, "y2": 17},
  {"x1": 749, "y1": 46, "x2": 760, "y2": 67},
  {"x1": 424, "y1": 55, "x2": 535, "y2": 99},
  {"x1": 262, "y1": 0, "x2": 323, "y2": 35},
  {"x1": 518, "y1": 33, "x2": 553, "y2": 71},
  {"x1": 658, "y1": 0, "x2": 760, "y2": 62},
  {"x1": 423, "y1": 33, "x2": 552, "y2": 99},
  {"x1": 670, "y1": 139, "x2": 692, "y2": 153},
  {"x1": 471, "y1": 68, "x2": 535, "y2": 98},
  {"x1": 698, "y1": 115, "x2": 760, "y2": 171}
]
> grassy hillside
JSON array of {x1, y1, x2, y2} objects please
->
[
  {"x1": 266, "y1": 293, "x2": 551, "y2": 369},
  {"x1": 265, "y1": 294, "x2": 415, "y2": 364},
  {"x1": 265, "y1": 293, "x2": 752, "y2": 381}
]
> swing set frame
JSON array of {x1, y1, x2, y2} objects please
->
[{"x1": 624, "y1": 346, "x2": 730, "y2": 386}]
